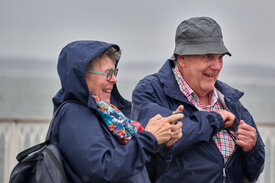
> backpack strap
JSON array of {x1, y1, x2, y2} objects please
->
[
  {"x1": 45, "y1": 100, "x2": 80, "y2": 142},
  {"x1": 16, "y1": 100, "x2": 80, "y2": 161},
  {"x1": 16, "y1": 142, "x2": 46, "y2": 161}
]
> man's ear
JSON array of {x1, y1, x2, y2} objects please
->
[{"x1": 176, "y1": 55, "x2": 186, "y2": 68}]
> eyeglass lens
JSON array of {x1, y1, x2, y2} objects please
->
[{"x1": 106, "y1": 68, "x2": 118, "y2": 81}]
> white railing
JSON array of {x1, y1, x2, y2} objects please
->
[
  {"x1": 0, "y1": 118, "x2": 274, "y2": 183},
  {"x1": 0, "y1": 118, "x2": 49, "y2": 183},
  {"x1": 257, "y1": 124, "x2": 275, "y2": 183}
]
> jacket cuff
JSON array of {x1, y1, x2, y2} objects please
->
[
  {"x1": 138, "y1": 130, "x2": 158, "y2": 153},
  {"x1": 210, "y1": 111, "x2": 224, "y2": 132},
  {"x1": 137, "y1": 131, "x2": 174, "y2": 160}
]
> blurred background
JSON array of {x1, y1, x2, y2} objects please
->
[
  {"x1": 0, "y1": 0, "x2": 275, "y2": 121},
  {"x1": 1, "y1": 0, "x2": 275, "y2": 182}
]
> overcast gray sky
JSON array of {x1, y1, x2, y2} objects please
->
[{"x1": 1, "y1": 0, "x2": 275, "y2": 67}]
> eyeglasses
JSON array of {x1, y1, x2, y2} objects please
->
[{"x1": 88, "y1": 68, "x2": 119, "y2": 81}]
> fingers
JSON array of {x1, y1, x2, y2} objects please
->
[
  {"x1": 170, "y1": 121, "x2": 183, "y2": 132},
  {"x1": 176, "y1": 105, "x2": 184, "y2": 112},
  {"x1": 239, "y1": 120, "x2": 245, "y2": 125},
  {"x1": 238, "y1": 120, "x2": 256, "y2": 135},
  {"x1": 165, "y1": 113, "x2": 184, "y2": 124},
  {"x1": 171, "y1": 127, "x2": 182, "y2": 137},
  {"x1": 155, "y1": 128, "x2": 173, "y2": 144},
  {"x1": 145, "y1": 112, "x2": 184, "y2": 145},
  {"x1": 224, "y1": 120, "x2": 233, "y2": 129},
  {"x1": 216, "y1": 110, "x2": 235, "y2": 128},
  {"x1": 236, "y1": 137, "x2": 256, "y2": 152},
  {"x1": 166, "y1": 122, "x2": 183, "y2": 147},
  {"x1": 216, "y1": 110, "x2": 235, "y2": 121},
  {"x1": 151, "y1": 114, "x2": 163, "y2": 120},
  {"x1": 236, "y1": 120, "x2": 257, "y2": 152}
]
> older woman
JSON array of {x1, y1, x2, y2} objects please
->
[{"x1": 51, "y1": 40, "x2": 183, "y2": 183}]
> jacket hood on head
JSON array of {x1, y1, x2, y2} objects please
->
[{"x1": 52, "y1": 40, "x2": 120, "y2": 112}]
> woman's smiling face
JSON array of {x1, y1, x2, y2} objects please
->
[{"x1": 85, "y1": 55, "x2": 117, "y2": 104}]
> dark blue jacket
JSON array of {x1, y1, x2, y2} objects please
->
[
  {"x1": 51, "y1": 40, "x2": 159, "y2": 183},
  {"x1": 132, "y1": 60, "x2": 265, "y2": 183}
]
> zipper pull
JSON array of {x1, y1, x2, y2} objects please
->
[{"x1": 223, "y1": 168, "x2": 226, "y2": 182}]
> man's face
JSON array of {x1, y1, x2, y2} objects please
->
[
  {"x1": 85, "y1": 56, "x2": 117, "y2": 104},
  {"x1": 177, "y1": 54, "x2": 224, "y2": 97}
]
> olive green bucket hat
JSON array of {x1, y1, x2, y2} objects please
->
[{"x1": 171, "y1": 16, "x2": 231, "y2": 60}]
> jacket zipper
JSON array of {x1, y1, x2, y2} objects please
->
[
  {"x1": 223, "y1": 167, "x2": 226, "y2": 183},
  {"x1": 218, "y1": 96, "x2": 239, "y2": 183},
  {"x1": 223, "y1": 142, "x2": 238, "y2": 183}
]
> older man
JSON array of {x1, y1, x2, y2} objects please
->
[{"x1": 132, "y1": 17, "x2": 265, "y2": 183}]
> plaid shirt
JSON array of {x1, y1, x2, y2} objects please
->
[{"x1": 173, "y1": 66, "x2": 235, "y2": 162}]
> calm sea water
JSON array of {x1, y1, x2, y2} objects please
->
[{"x1": 0, "y1": 59, "x2": 275, "y2": 122}]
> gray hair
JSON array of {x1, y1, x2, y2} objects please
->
[
  {"x1": 104, "y1": 46, "x2": 121, "y2": 62},
  {"x1": 87, "y1": 46, "x2": 121, "y2": 71}
]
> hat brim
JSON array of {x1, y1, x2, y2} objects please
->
[{"x1": 171, "y1": 42, "x2": 231, "y2": 60}]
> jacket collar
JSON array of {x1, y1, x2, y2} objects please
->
[
  {"x1": 157, "y1": 60, "x2": 192, "y2": 105},
  {"x1": 215, "y1": 80, "x2": 243, "y2": 103}
]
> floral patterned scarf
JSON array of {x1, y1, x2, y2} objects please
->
[{"x1": 92, "y1": 95, "x2": 144, "y2": 144}]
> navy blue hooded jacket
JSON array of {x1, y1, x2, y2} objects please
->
[
  {"x1": 132, "y1": 60, "x2": 265, "y2": 183},
  {"x1": 51, "y1": 40, "x2": 159, "y2": 183}
]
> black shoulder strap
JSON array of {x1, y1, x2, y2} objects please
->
[
  {"x1": 16, "y1": 142, "x2": 46, "y2": 161},
  {"x1": 45, "y1": 100, "x2": 80, "y2": 141}
]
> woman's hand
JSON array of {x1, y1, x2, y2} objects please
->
[
  {"x1": 166, "y1": 105, "x2": 184, "y2": 147},
  {"x1": 166, "y1": 122, "x2": 183, "y2": 147},
  {"x1": 145, "y1": 113, "x2": 184, "y2": 144}
]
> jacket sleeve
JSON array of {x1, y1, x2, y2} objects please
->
[
  {"x1": 57, "y1": 103, "x2": 158, "y2": 182},
  {"x1": 237, "y1": 104, "x2": 265, "y2": 182},
  {"x1": 132, "y1": 77, "x2": 224, "y2": 155}
]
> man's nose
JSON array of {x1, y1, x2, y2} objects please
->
[{"x1": 211, "y1": 58, "x2": 223, "y2": 70}]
